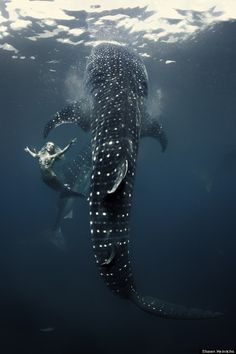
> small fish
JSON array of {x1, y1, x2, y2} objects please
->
[{"x1": 40, "y1": 327, "x2": 55, "y2": 333}]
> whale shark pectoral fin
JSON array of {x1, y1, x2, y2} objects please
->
[
  {"x1": 43, "y1": 99, "x2": 92, "y2": 138},
  {"x1": 107, "y1": 159, "x2": 128, "y2": 194},
  {"x1": 141, "y1": 117, "x2": 168, "y2": 152},
  {"x1": 156, "y1": 124, "x2": 168, "y2": 152},
  {"x1": 131, "y1": 292, "x2": 223, "y2": 319}
]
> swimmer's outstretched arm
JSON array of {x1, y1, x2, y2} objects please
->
[
  {"x1": 54, "y1": 138, "x2": 77, "y2": 158},
  {"x1": 24, "y1": 146, "x2": 39, "y2": 158}
]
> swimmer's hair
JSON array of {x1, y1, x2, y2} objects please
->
[{"x1": 40, "y1": 142, "x2": 65, "y2": 160}]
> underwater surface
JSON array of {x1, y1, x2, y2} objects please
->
[{"x1": 0, "y1": 1, "x2": 236, "y2": 353}]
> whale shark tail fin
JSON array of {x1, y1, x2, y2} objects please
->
[{"x1": 130, "y1": 290, "x2": 223, "y2": 319}]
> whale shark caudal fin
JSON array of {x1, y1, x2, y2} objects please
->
[
  {"x1": 43, "y1": 99, "x2": 92, "y2": 138},
  {"x1": 141, "y1": 115, "x2": 168, "y2": 152},
  {"x1": 130, "y1": 289, "x2": 223, "y2": 319}
]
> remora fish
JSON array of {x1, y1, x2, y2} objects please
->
[{"x1": 44, "y1": 42, "x2": 221, "y2": 319}]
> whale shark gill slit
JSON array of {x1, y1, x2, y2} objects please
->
[{"x1": 44, "y1": 42, "x2": 222, "y2": 319}]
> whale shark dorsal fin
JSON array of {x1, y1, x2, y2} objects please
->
[
  {"x1": 101, "y1": 244, "x2": 117, "y2": 267},
  {"x1": 107, "y1": 159, "x2": 128, "y2": 194}
]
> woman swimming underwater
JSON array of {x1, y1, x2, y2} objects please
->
[{"x1": 25, "y1": 138, "x2": 82, "y2": 198}]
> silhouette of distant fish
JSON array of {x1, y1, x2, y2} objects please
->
[{"x1": 40, "y1": 327, "x2": 55, "y2": 333}]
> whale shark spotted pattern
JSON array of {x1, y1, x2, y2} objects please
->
[
  {"x1": 44, "y1": 42, "x2": 221, "y2": 319},
  {"x1": 54, "y1": 143, "x2": 92, "y2": 232}
]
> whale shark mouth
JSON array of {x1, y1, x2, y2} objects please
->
[{"x1": 44, "y1": 42, "x2": 222, "y2": 319}]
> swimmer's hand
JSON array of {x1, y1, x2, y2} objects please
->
[
  {"x1": 70, "y1": 138, "x2": 77, "y2": 145},
  {"x1": 24, "y1": 146, "x2": 38, "y2": 158}
]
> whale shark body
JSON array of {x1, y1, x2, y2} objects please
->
[{"x1": 44, "y1": 42, "x2": 221, "y2": 319}]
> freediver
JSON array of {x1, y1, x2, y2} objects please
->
[{"x1": 25, "y1": 138, "x2": 82, "y2": 198}]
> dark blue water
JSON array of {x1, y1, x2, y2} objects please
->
[{"x1": 0, "y1": 8, "x2": 236, "y2": 354}]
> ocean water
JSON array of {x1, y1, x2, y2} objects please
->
[{"x1": 0, "y1": 1, "x2": 236, "y2": 353}]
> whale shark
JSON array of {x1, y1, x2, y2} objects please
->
[{"x1": 44, "y1": 42, "x2": 221, "y2": 319}]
